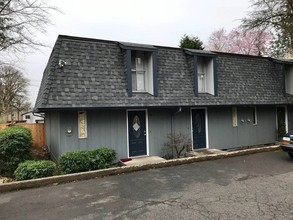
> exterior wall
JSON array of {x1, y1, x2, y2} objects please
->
[
  {"x1": 288, "y1": 105, "x2": 293, "y2": 132},
  {"x1": 208, "y1": 106, "x2": 277, "y2": 149},
  {"x1": 45, "y1": 112, "x2": 61, "y2": 161},
  {"x1": 59, "y1": 110, "x2": 127, "y2": 159},
  {"x1": 148, "y1": 108, "x2": 191, "y2": 156},
  {"x1": 46, "y1": 106, "x2": 282, "y2": 161},
  {"x1": 54, "y1": 108, "x2": 190, "y2": 160}
]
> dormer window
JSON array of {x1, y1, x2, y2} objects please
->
[
  {"x1": 119, "y1": 42, "x2": 158, "y2": 97},
  {"x1": 131, "y1": 51, "x2": 149, "y2": 92},
  {"x1": 197, "y1": 56, "x2": 215, "y2": 94},
  {"x1": 285, "y1": 64, "x2": 293, "y2": 95},
  {"x1": 184, "y1": 49, "x2": 217, "y2": 97}
]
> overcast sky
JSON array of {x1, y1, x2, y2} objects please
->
[{"x1": 20, "y1": 0, "x2": 252, "y2": 106}]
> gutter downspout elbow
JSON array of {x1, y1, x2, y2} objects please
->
[{"x1": 175, "y1": 107, "x2": 182, "y2": 115}]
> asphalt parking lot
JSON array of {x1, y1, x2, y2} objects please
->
[{"x1": 1, "y1": 150, "x2": 293, "y2": 220}]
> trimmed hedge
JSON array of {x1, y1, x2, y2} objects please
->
[
  {"x1": 14, "y1": 160, "x2": 58, "y2": 181},
  {"x1": 59, "y1": 148, "x2": 116, "y2": 174},
  {"x1": 0, "y1": 126, "x2": 32, "y2": 176}
]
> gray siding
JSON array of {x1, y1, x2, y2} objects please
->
[
  {"x1": 208, "y1": 106, "x2": 276, "y2": 149},
  {"x1": 148, "y1": 108, "x2": 191, "y2": 156},
  {"x1": 46, "y1": 112, "x2": 60, "y2": 161},
  {"x1": 59, "y1": 110, "x2": 127, "y2": 159},
  {"x1": 87, "y1": 110, "x2": 127, "y2": 158},
  {"x1": 46, "y1": 105, "x2": 285, "y2": 161}
]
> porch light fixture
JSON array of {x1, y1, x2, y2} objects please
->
[
  {"x1": 58, "y1": 59, "x2": 67, "y2": 68},
  {"x1": 66, "y1": 127, "x2": 72, "y2": 135}
]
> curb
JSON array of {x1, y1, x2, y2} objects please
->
[{"x1": 0, "y1": 145, "x2": 280, "y2": 193}]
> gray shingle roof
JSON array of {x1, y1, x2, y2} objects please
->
[
  {"x1": 119, "y1": 41, "x2": 157, "y2": 51},
  {"x1": 185, "y1": 49, "x2": 216, "y2": 56},
  {"x1": 35, "y1": 35, "x2": 293, "y2": 111}
]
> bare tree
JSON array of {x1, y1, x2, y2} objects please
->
[
  {"x1": 241, "y1": 0, "x2": 293, "y2": 58},
  {"x1": 207, "y1": 28, "x2": 229, "y2": 52},
  {"x1": 163, "y1": 133, "x2": 192, "y2": 159},
  {"x1": 0, "y1": 0, "x2": 58, "y2": 53},
  {"x1": 0, "y1": 66, "x2": 30, "y2": 122},
  {"x1": 206, "y1": 28, "x2": 272, "y2": 56}
]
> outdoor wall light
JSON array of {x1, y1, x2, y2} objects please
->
[
  {"x1": 66, "y1": 128, "x2": 72, "y2": 135},
  {"x1": 58, "y1": 59, "x2": 67, "y2": 68}
]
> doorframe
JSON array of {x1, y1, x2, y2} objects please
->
[
  {"x1": 276, "y1": 105, "x2": 288, "y2": 134},
  {"x1": 190, "y1": 107, "x2": 209, "y2": 149},
  {"x1": 126, "y1": 109, "x2": 149, "y2": 158}
]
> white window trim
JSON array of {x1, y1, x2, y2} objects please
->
[
  {"x1": 190, "y1": 107, "x2": 209, "y2": 149},
  {"x1": 78, "y1": 111, "x2": 87, "y2": 139},
  {"x1": 126, "y1": 109, "x2": 149, "y2": 158}
]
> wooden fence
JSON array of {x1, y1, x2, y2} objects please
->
[{"x1": 0, "y1": 123, "x2": 45, "y2": 149}]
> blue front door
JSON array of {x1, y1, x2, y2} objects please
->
[
  {"x1": 192, "y1": 109, "x2": 206, "y2": 149},
  {"x1": 128, "y1": 110, "x2": 147, "y2": 157}
]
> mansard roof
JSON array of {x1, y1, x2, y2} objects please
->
[{"x1": 35, "y1": 35, "x2": 293, "y2": 111}]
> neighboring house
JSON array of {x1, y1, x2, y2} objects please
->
[
  {"x1": 21, "y1": 111, "x2": 44, "y2": 124},
  {"x1": 35, "y1": 35, "x2": 293, "y2": 161}
]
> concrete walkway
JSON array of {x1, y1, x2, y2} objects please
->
[{"x1": 122, "y1": 156, "x2": 166, "y2": 166}]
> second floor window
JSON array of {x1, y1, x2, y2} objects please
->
[
  {"x1": 197, "y1": 57, "x2": 206, "y2": 93},
  {"x1": 132, "y1": 51, "x2": 146, "y2": 92},
  {"x1": 197, "y1": 56, "x2": 214, "y2": 94}
]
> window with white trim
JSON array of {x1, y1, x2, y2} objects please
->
[
  {"x1": 78, "y1": 111, "x2": 87, "y2": 138},
  {"x1": 285, "y1": 65, "x2": 293, "y2": 95},
  {"x1": 197, "y1": 56, "x2": 214, "y2": 94},
  {"x1": 131, "y1": 51, "x2": 153, "y2": 93}
]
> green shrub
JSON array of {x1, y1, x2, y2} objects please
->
[
  {"x1": 0, "y1": 126, "x2": 33, "y2": 176},
  {"x1": 88, "y1": 148, "x2": 116, "y2": 170},
  {"x1": 59, "y1": 148, "x2": 116, "y2": 174},
  {"x1": 14, "y1": 160, "x2": 58, "y2": 180},
  {"x1": 59, "y1": 150, "x2": 90, "y2": 174}
]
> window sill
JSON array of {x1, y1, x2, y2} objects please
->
[
  {"x1": 198, "y1": 92, "x2": 215, "y2": 96},
  {"x1": 132, "y1": 91, "x2": 148, "y2": 94},
  {"x1": 132, "y1": 91, "x2": 155, "y2": 96}
]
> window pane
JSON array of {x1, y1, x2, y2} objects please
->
[
  {"x1": 136, "y1": 71, "x2": 145, "y2": 91},
  {"x1": 197, "y1": 58, "x2": 205, "y2": 73},
  {"x1": 131, "y1": 51, "x2": 146, "y2": 92},
  {"x1": 136, "y1": 57, "x2": 144, "y2": 70},
  {"x1": 198, "y1": 74, "x2": 206, "y2": 93}
]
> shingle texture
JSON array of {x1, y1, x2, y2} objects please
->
[{"x1": 35, "y1": 35, "x2": 293, "y2": 110}]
